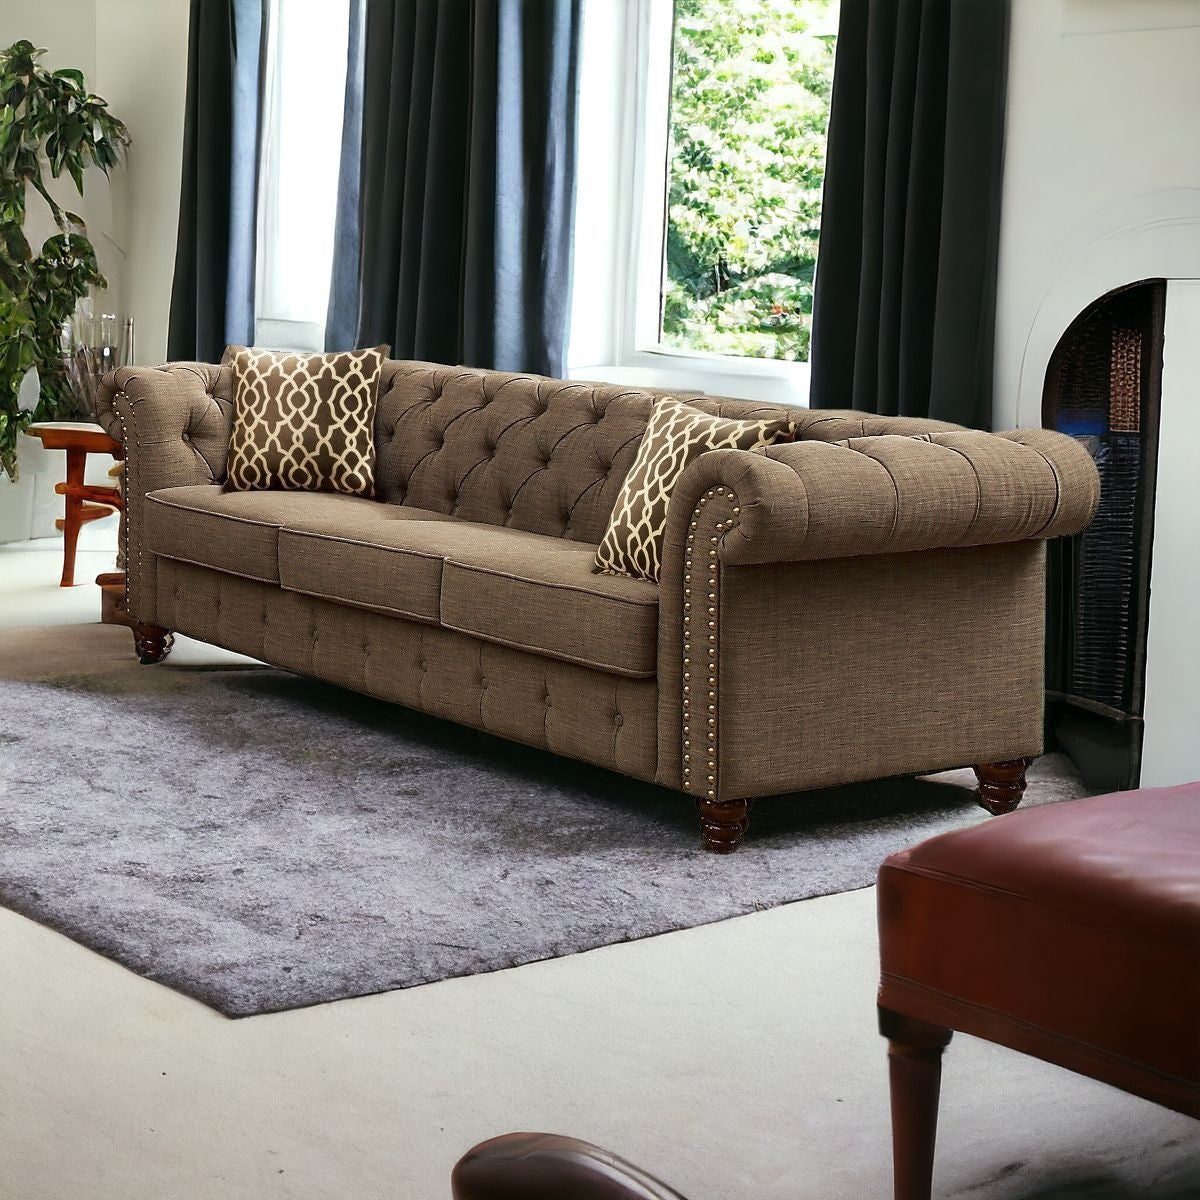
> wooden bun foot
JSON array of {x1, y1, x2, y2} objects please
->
[
  {"x1": 133, "y1": 622, "x2": 174, "y2": 665},
  {"x1": 973, "y1": 758, "x2": 1032, "y2": 816},
  {"x1": 697, "y1": 797, "x2": 751, "y2": 853}
]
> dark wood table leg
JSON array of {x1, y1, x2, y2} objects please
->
[{"x1": 57, "y1": 446, "x2": 86, "y2": 587}]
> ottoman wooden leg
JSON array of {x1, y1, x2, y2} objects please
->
[
  {"x1": 133, "y1": 622, "x2": 174, "y2": 665},
  {"x1": 696, "y1": 797, "x2": 751, "y2": 853},
  {"x1": 974, "y1": 757, "x2": 1032, "y2": 816},
  {"x1": 879, "y1": 1009, "x2": 953, "y2": 1200}
]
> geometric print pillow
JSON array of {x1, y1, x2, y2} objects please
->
[
  {"x1": 225, "y1": 345, "x2": 388, "y2": 496},
  {"x1": 593, "y1": 396, "x2": 793, "y2": 582}
]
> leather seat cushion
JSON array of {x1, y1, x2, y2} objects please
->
[
  {"x1": 440, "y1": 532, "x2": 659, "y2": 677},
  {"x1": 878, "y1": 785, "x2": 1200, "y2": 1106},
  {"x1": 144, "y1": 485, "x2": 448, "y2": 584}
]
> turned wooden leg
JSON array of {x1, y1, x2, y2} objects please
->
[
  {"x1": 696, "y1": 797, "x2": 751, "y2": 853},
  {"x1": 58, "y1": 446, "x2": 86, "y2": 587},
  {"x1": 133, "y1": 622, "x2": 174, "y2": 665},
  {"x1": 880, "y1": 1008, "x2": 953, "y2": 1200},
  {"x1": 973, "y1": 757, "x2": 1032, "y2": 816}
]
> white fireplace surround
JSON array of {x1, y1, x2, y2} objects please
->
[{"x1": 1003, "y1": 195, "x2": 1200, "y2": 791}]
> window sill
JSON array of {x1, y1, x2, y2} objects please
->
[
  {"x1": 569, "y1": 349, "x2": 811, "y2": 408},
  {"x1": 254, "y1": 318, "x2": 325, "y2": 353}
]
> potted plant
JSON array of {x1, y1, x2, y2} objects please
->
[{"x1": 0, "y1": 39, "x2": 129, "y2": 483}]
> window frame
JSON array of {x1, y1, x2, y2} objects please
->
[
  {"x1": 252, "y1": 0, "x2": 351, "y2": 353},
  {"x1": 569, "y1": 0, "x2": 813, "y2": 404}
]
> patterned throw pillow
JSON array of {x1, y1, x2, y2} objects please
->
[
  {"x1": 594, "y1": 396, "x2": 793, "y2": 582},
  {"x1": 225, "y1": 346, "x2": 388, "y2": 496}
]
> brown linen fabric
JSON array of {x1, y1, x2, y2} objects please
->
[
  {"x1": 277, "y1": 511, "x2": 569, "y2": 620},
  {"x1": 593, "y1": 396, "x2": 793, "y2": 581},
  {"x1": 645, "y1": 427, "x2": 1095, "y2": 799},
  {"x1": 281, "y1": 515, "x2": 581, "y2": 623},
  {"x1": 278, "y1": 509, "x2": 458, "y2": 624},
  {"x1": 94, "y1": 359, "x2": 989, "y2": 628},
  {"x1": 705, "y1": 542, "x2": 1044, "y2": 799},
  {"x1": 144, "y1": 485, "x2": 409, "y2": 584},
  {"x1": 370, "y1": 361, "x2": 791, "y2": 543},
  {"x1": 154, "y1": 559, "x2": 660, "y2": 782},
  {"x1": 440, "y1": 539, "x2": 659, "y2": 678},
  {"x1": 95, "y1": 363, "x2": 235, "y2": 620},
  {"x1": 650, "y1": 429, "x2": 1099, "y2": 572},
  {"x1": 226, "y1": 346, "x2": 387, "y2": 496},
  {"x1": 788, "y1": 409, "x2": 964, "y2": 440}
]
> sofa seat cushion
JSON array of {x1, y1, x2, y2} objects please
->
[
  {"x1": 282, "y1": 516, "x2": 658, "y2": 676},
  {"x1": 273, "y1": 507, "x2": 518, "y2": 623},
  {"x1": 144, "y1": 485, "x2": 450, "y2": 585},
  {"x1": 148, "y1": 486, "x2": 660, "y2": 678},
  {"x1": 440, "y1": 531, "x2": 660, "y2": 677}
]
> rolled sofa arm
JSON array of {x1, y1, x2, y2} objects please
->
[
  {"x1": 96, "y1": 362, "x2": 233, "y2": 621},
  {"x1": 666, "y1": 427, "x2": 1100, "y2": 568}
]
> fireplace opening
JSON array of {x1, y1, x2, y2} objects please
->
[{"x1": 1042, "y1": 278, "x2": 1165, "y2": 792}]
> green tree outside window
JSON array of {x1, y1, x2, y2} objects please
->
[{"x1": 662, "y1": 0, "x2": 836, "y2": 362}]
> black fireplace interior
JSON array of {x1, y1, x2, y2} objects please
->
[{"x1": 1042, "y1": 279, "x2": 1165, "y2": 792}]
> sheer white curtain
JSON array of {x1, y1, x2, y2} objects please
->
[{"x1": 254, "y1": 0, "x2": 351, "y2": 351}]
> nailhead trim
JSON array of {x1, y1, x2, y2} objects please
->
[
  {"x1": 681, "y1": 485, "x2": 739, "y2": 800},
  {"x1": 113, "y1": 392, "x2": 134, "y2": 613}
]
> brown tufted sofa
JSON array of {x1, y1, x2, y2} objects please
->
[{"x1": 96, "y1": 359, "x2": 1099, "y2": 852}]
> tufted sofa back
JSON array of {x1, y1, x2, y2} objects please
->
[
  {"x1": 126, "y1": 359, "x2": 967, "y2": 548},
  {"x1": 372, "y1": 361, "x2": 798, "y2": 544}
]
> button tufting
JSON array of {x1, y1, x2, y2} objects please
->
[
  {"x1": 181, "y1": 431, "x2": 191, "y2": 442},
  {"x1": 613, "y1": 713, "x2": 624, "y2": 728}
]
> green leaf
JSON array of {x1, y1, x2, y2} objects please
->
[
  {"x1": 3, "y1": 224, "x2": 30, "y2": 261},
  {"x1": 0, "y1": 38, "x2": 128, "y2": 472}
]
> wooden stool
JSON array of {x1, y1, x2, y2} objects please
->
[{"x1": 23, "y1": 421, "x2": 123, "y2": 588}]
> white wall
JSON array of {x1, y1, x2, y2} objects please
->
[
  {"x1": 95, "y1": 0, "x2": 190, "y2": 367},
  {"x1": 0, "y1": 0, "x2": 188, "y2": 368},
  {"x1": 1140, "y1": 280, "x2": 1200, "y2": 787},
  {"x1": 993, "y1": 0, "x2": 1200, "y2": 429},
  {"x1": 0, "y1": 0, "x2": 188, "y2": 542}
]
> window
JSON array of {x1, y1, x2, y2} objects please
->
[
  {"x1": 661, "y1": 0, "x2": 836, "y2": 362},
  {"x1": 254, "y1": 0, "x2": 351, "y2": 351},
  {"x1": 569, "y1": 0, "x2": 838, "y2": 404}
]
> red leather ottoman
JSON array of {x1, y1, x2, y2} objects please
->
[{"x1": 877, "y1": 784, "x2": 1200, "y2": 1200}]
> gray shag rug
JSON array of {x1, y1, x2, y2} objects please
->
[{"x1": 0, "y1": 663, "x2": 1087, "y2": 1017}]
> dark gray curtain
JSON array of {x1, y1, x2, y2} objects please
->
[
  {"x1": 325, "y1": 0, "x2": 366, "y2": 351},
  {"x1": 809, "y1": 0, "x2": 1010, "y2": 428},
  {"x1": 339, "y1": 0, "x2": 581, "y2": 376},
  {"x1": 167, "y1": 0, "x2": 264, "y2": 362}
]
